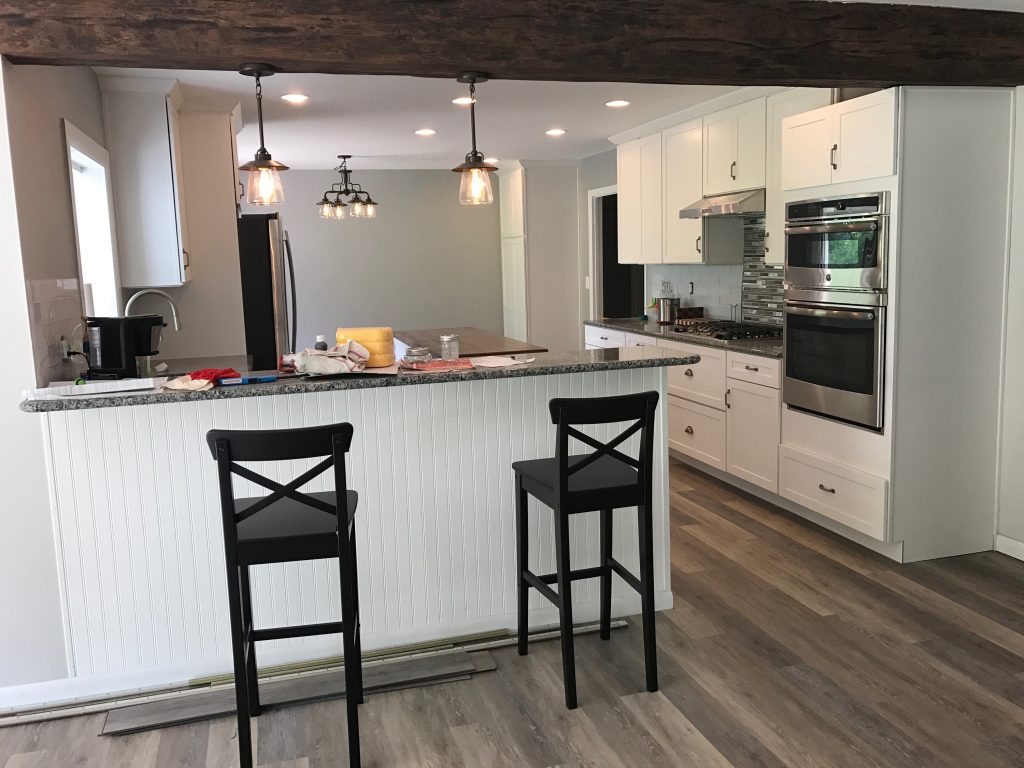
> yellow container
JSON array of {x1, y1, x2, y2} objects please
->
[{"x1": 335, "y1": 327, "x2": 396, "y2": 368}]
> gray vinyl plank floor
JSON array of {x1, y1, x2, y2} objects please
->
[{"x1": 4, "y1": 459, "x2": 1024, "y2": 767}]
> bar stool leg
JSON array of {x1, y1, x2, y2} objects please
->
[
  {"x1": 515, "y1": 475, "x2": 529, "y2": 656},
  {"x1": 239, "y1": 565, "x2": 261, "y2": 716},
  {"x1": 338, "y1": 538, "x2": 361, "y2": 768},
  {"x1": 225, "y1": 563, "x2": 254, "y2": 768},
  {"x1": 637, "y1": 502, "x2": 659, "y2": 693},
  {"x1": 347, "y1": 525, "x2": 364, "y2": 704},
  {"x1": 599, "y1": 507, "x2": 613, "y2": 641},
  {"x1": 554, "y1": 511, "x2": 578, "y2": 709}
]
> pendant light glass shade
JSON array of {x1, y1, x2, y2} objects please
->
[
  {"x1": 364, "y1": 198, "x2": 378, "y2": 219},
  {"x1": 350, "y1": 199, "x2": 365, "y2": 218},
  {"x1": 238, "y1": 63, "x2": 288, "y2": 206},
  {"x1": 452, "y1": 73, "x2": 497, "y2": 205}
]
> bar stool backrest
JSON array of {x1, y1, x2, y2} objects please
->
[
  {"x1": 548, "y1": 391, "x2": 659, "y2": 500},
  {"x1": 206, "y1": 423, "x2": 354, "y2": 529}
]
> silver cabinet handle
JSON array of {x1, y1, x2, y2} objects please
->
[
  {"x1": 764, "y1": 230, "x2": 769, "y2": 253},
  {"x1": 696, "y1": 235, "x2": 702, "y2": 254},
  {"x1": 819, "y1": 483, "x2": 836, "y2": 494},
  {"x1": 725, "y1": 388, "x2": 731, "y2": 408},
  {"x1": 730, "y1": 160, "x2": 737, "y2": 180},
  {"x1": 684, "y1": 426, "x2": 694, "y2": 435},
  {"x1": 830, "y1": 144, "x2": 838, "y2": 170},
  {"x1": 684, "y1": 368, "x2": 694, "y2": 377},
  {"x1": 744, "y1": 364, "x2": 759, "y2": 372},
  {"x1": 182, "y1": 249, "x2": 190, "y2": 268},
  {"x1": 599, "y1": 336, "x2": 609, "y2": 341},
  {"x1": 238, "y1": 180, "x2": 245, "y2": 199}
]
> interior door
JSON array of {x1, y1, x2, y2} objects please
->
[{"x1": 663, "y1": 120, "x2": 704, "y2": 264}]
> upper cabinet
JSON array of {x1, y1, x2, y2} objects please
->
[
  {"x1": 764, "y1": 88, "x2": 831, "y2": 265},
  {"x1": 617, "y1": 134, "x2": 663, "y2": 264},
  {"x1": 781, "y1": 88, "x2": 898, "y2": 191},
  {"x1": 663, "y1": 119, "x2": 703, "y2": 264},
  {"x1": 101, "y1": 77, "x2": 191, "y2": 287},
  {"x1": 703, "y1": 97, "x2": 766, "y2": 195}
]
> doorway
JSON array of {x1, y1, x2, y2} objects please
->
[{"x1": 588, "y1": 187, "x2": 643, "y2": 321}]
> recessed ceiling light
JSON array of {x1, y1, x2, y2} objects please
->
[
  {"x1": 414, "y1": 128, "x2": 437, "y2": 136},
  {"x1": 484, "y1": 157, "x2": 499, "y2": 164},
  {"x1": 545, "y1": 128, "x2": 567, "y2": 137},
  {"x1": 452, "y1": 96, "x2": 476, "y2": 105},
  {"x1": 281, "y1": 93, "x2": 310, "y2": 105},
  {"x1": 605, "y1": 99, "x2": 630, "y2": 108}
]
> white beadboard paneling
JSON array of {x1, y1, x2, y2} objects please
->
[{"x1": 41, "y1": 369, "x2": 670, "y2": 686}]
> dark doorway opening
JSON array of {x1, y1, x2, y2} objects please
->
[{"x1": 598, "y1": 194, "x2": 643, "y2": 319}]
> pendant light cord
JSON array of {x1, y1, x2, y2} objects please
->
[
  {"x1": 469, "y1": 80, "x2": 478, "y2": 155},
  {"x1": 255, "y1": 73, "x2": 267, "y2": 153}
]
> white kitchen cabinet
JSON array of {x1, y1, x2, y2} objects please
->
[
  {"x1": 101, "y1": 77, "x2": 191, "y2": 287},
  {"x1": 663, "y1": 119, "x2": 703, "y2": 264},
  {"x1": 703, "y1": 97, "x2": 766, "y2": 195},
  {"x1": 781, "y1": 88, "x2": 897, "y2": 191},
  {"x1": 501, "y1": 237, "x2": 528, "y2": 341},
  {"x1": 585, "y1": 325, "x2": 625, "y2": 348},
  {"x1": 726, "y1": 350, "x2": 781, "y2": 388},
  {"x1": 499, "y1": 167, "x2": 525, "y2": 238},
  {"x1": 726, "y1": 377, "x2": 781, "y2": 493},
  {"x1": 764, "y1": 88, "x2": 831, "y2": 265},
  {"x1": 669, "y1": 397, "x2": 727, "y2": 470},
  {"x1": 617, "y1": 135, "x2": 662, "y2": 264},
  {"x1": 659, "y1": 338, "x2": 727, "y2": 410}
]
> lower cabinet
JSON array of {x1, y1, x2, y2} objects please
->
[
  {"x1": 668, "y1": 396, "x2": 727, "y2": 470},
  {"x1": 726, "y1": 378, "x2": 781, "y2": 493}
]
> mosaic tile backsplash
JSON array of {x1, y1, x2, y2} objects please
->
[{"x1": 644, "y1": 216, "x2": 783, "y2": 326}]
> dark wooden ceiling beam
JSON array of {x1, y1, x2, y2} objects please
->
[{"x1": 1, "y1": 1, "x2": 1023, "y2": 87}]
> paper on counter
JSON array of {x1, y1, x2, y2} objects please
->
[{"x1": 472, "y1": 356, "x2": 533, "y2": 367}]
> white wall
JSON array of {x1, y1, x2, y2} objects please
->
[
  {"x1": 5, "y1": 64, "x2": 107, "y2": 385},
  {"x1": 999, "y1": 87, "x2": 1024, "y2": 548},
  {"x1": 241, "y1": 169, "x2": 503, "y2": 346},
  {"x1": 0, "y1": 59, "x2": 70, "y2": 687}
]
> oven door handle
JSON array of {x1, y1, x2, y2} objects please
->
[
  {"x1": 786, "y1": 305, "x2": 875, "y2": 321},
  {"x1": 785, "y1": 221, "x2": 878, "y2": 235}
]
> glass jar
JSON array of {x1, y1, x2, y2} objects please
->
[
  {"x1": 440, "y1": 334, "x2": 460, "y2": 361},
  {"x1": 403, "y1": 346, "x2": 432, "y2": 365}
]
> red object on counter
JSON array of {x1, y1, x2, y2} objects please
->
[{"x1": 188, "y1": 368, "x2": 241, "y2": 383}]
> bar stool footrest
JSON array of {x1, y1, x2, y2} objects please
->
[
  {"x1": 609, "y1": 556, "x2": 642, "y2": 593},
  {"x1": 251, "y1": 621, "x2": 345, "y2": 643}
]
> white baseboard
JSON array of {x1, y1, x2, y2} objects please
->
[
  {"x1": 0, "y1": 590, "x2": 671, "y2": 712},
  {"x1": 995, "y1": 534, "x2": 1024, "y2": 562}
]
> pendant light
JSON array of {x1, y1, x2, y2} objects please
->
[
  {"x1": 452, "y1": 72, "x2": 497, "y2": 205},
  {"x1": 315, "y1": 155, "x2": 379, "y2": 221},
  {"x1": 238, "y1": 63, "x2": 289, "y2": 205}
]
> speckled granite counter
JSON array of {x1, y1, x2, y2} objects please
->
[
  {"x1": 21, "y1": 346, "x2": 699, "y2": 413},
  {"x1": 586, "y1": 318, "x2": 783, "y2": 359}
]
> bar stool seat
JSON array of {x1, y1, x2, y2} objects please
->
[
  {"x1": 512, "y1": 455, "x2": 640, "y2": 512},
  {"x1": 235, "y1": 490, "x2": 359, "y2": 565}
]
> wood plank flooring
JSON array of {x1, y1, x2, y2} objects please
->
[{"x1": 3, "y1": 458, "x2": 1024, "y2": 767}]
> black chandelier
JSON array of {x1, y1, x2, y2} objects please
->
[{"x1": 316, "y1": 155, "x2": 378, "y2": 220}]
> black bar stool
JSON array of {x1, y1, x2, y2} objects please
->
[
  {"x1": 513, "y1": 391, "x2": 660, "y2": 709},
  {"x1": 207, "y1": 423, "x2": 363, "y2": 768}
]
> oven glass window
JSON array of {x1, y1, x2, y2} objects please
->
[
  {"x1": 785, "y1": 311, "x2": 875, "y2": 394},
  {"x1": 787, "y1": 228, "x2": 879, "y2": 270}
]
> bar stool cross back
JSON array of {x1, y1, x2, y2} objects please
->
[{"x1": 513, "y1": 390, "x2": 660, "y2": 709}]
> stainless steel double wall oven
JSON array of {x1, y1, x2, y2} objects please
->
[{"x1": 783, "y1": 193, "x2": 889, "y2": 431}]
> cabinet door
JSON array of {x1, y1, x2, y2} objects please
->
[
  {"x1": 662, "y1": 339, "x2": 727, "y2": 410},
  {"x1": 501, "y1": 237, "x2": 528, "y2": 340},
  {"x1": 166, "y1": 96, "x2": 191, "y2": 283},
  {"x1": 663, "y1": 120, "x2": 704, "y2": 264},
  {"x1": 639, "y1": 134, "x2": 664, "y2": 264},
  {"x1": 669, "y1": 396, "x2": 727, "y2": 470},
  {"x1": 616, "y1": 140, "x2": 643, "y2": 264},
  {"x1": 780, "y1": 106, "x2": 834, "y2": 191},
  {"x1": 765, "y1": 89, "x2": 831, "y2": 265},
  {"x1": 832, "y1": 88, "x2": 897, "y2": 184},
  {"x1": 732, "y1": 97, "x2": 767, "y2": 191},
  {"x1": 703, "y1": 108, "x2": 736, "y2": 195},
  {"x1": 726, "y1": 378, "x2": 781, "y2": 492}
]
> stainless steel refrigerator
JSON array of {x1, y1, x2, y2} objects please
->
[{"x1": 237, "y1": 213, "x2": 297, "y2": 370}]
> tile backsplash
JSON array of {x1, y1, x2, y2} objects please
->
[
  {"x1": 27, "y1": 277, "x2": 85, "y2": 385},
  {"x1": 644, "y1": 216, "x2": 783, "y2": 326}
]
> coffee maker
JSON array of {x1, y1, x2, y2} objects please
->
[{"x1": 86, "y1": 316, "x2": 165, "y2": 379}]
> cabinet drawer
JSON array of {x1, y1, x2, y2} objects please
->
[
  {"x1": 585, "y1": 326, "x2": 625, "y2": 348},
  {"x1": 726, "y1": 352, "x2": 781, "y2": 388},
  {"x1": 659, "y1": 339, "x2": 726, "y2": 410},
  {"x1": 624, "y1": 332, "x2": 662, "y2": 348},
  {"x1": 668, "y1": 396, "x2": 726, "y2": 470},
  {"x1": 779, "y1": 445, "x2": 888, "y2": 541}
]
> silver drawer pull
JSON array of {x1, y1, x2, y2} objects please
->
[
  {"x1": 744, "y1": 364, "x2": 759, "y2": 372},
  {"x1": 684, "y1": 426, "x2": 694, "y2": 435},
  {"x1": 599, "y1": 336, "x2": 609, "y2": 341},
  {"x1": 684, "y1": 369, "x2": 694, "y2": 377},
  {"x1": 819, "y1": 483, "x2": 836, "y2": 494}
]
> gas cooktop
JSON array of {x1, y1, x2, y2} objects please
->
[{"x1": 673, "y1": 320, "x2": 782, "y2": 341}]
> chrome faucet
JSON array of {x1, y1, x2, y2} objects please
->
[{"x1": 124, "y1": 289, "x2": 182, "y2": 331}]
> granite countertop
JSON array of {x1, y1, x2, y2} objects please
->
[
  {"x1": 587, "y1": 318, "x2": 783, "y2": 359},
  {"x1": 21, "y1": 347, "x2": 700, "y2": 413}
]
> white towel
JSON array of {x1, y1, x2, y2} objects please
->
[{"x1": 285, "y1": 341, "x2": 370, "y2": 375}]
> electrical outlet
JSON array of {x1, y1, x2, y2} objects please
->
[{"x1": 59, "y1": 336, "x2": 70, "y2": 361}]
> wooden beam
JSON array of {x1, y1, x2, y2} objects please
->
[{"x1": 1, "y1": 1, "x2": 1023, "y2": 87}]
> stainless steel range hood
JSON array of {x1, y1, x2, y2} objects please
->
[{"x1": 679, "y1": 188, "x2": 765, "y2": 219}]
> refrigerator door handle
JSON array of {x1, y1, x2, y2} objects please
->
[{"x1": 283, "y1": 230, "x2": 298, "y2": 354}]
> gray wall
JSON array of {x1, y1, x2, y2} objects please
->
[
  {"x1": 243, "y1": 169, "x2": 503, "y2": 347},
  {"x1": 576, "y1": 149, "x2": 617, "y2": 339}
]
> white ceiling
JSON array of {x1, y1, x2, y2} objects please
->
[{"x1": 95, "y1": 68, "x2": 738, "y2": 171}]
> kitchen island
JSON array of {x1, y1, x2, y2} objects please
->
[
  {"x1": 394, "y1": 326, "x2": 548, "y2": 358},
  {"x1": 20, "y1": 347, "x2": 697, "y2": 699}
]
